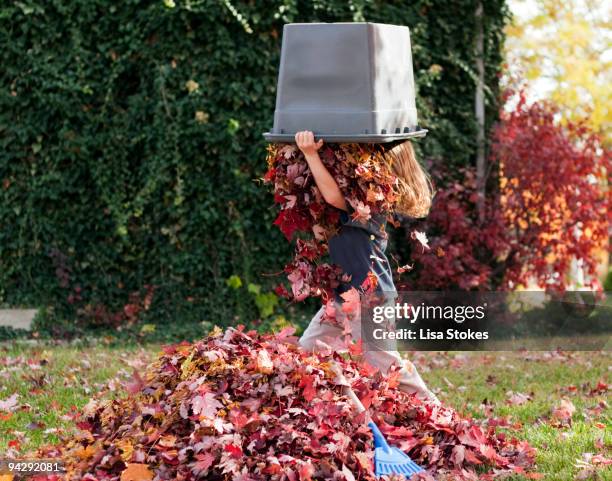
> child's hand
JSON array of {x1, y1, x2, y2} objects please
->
[
  {"x1": 295, "y1": 130, "x2": 324, "y2": 157},
  {"x1": 293, "y1": 130, "x2": 346, "y2": 211}
]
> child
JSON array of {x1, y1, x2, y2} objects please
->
[{"x1": 294, "y1": 130, "x2": 439, "y2": 403}]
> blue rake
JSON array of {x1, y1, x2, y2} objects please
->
[
  {"x1": 368, "y1": 421, "x2": 424, "y2": 478},
  {"x1": 330, "y1": 362, "x2": 424, "y2": 479}
]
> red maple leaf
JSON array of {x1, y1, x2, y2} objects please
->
[
  {"x1": 225, "y1": 444, "x2": 243, "y2": 458},
  {"x1": 273, "y1": 208, "x2": 311, "y2": 241},
  {"x1": 299, "y1": 374, "x2": 317, "y2": 402}
]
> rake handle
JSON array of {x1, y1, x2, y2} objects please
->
[
  {"x1": 330, "y1": 362, "x2": 367, "y2": 413},
  {"x1": 367, "y1": 421, "x2": 392, "y2": 453},
  {"x1": 330, "y1": 362, "x2": 397, "y2": 456}
]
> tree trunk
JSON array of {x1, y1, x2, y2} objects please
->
[{"x1": 475, "y1": 1, "x2": 486, "y2": 223}]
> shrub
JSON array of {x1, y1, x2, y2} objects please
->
[{"x1": 402, "y1": 89, "x2": 610, "y2": 291}]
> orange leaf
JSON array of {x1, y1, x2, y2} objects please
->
[
  {"x1": 340, "y1": 288, "x2": 360, "y2": 315},
  {"x1": 75, "y1": 444, "x2": 97, "y2": 460},
  {"x1": 120, "y1": 463, "x2": 153, "y2": 481},
  {"x1": 525, "y1": 473, "x2": 545, "y2": 479}
]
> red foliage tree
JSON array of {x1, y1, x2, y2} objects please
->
[
  {"x1": 493, "y1": 90, "x2": 609, "y2": 290},
  {"x1": 405, "y1": 89, "x2": 609, "y2": 291}
]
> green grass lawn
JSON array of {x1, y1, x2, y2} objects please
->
[
  {"x1": 0, "y1": 341, "x2": 609, "y2": 480},
  {"x1": 414, "y1": 350, "x2": 611, "y2": 479}
]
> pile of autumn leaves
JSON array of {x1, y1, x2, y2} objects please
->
[
  {"x1": 38, "y1": 327, "x2": 535, "y2": 481},
  {"x1": 264, "y1": 143, "x2": 402, "y2": 302}
]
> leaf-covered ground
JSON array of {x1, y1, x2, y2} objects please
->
[{"x1": 0, "y1": 340, "x2": 609, "y2": 480}]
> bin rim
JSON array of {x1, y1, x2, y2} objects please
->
[{"x1": 262, "y1": 129, "x2": 428, "y2": 143}]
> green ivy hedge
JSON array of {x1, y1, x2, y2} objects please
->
[{"x1": 0, "y1": 0, "x2": 508, "y2": 334}]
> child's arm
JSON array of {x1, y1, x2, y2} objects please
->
[{"x1": 295, "y1": 130, "x2": 347, "y2": 211}]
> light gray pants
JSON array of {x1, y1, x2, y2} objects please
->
[{"x1": 299, "y1": 303, "x2": 438, "y2": 402}]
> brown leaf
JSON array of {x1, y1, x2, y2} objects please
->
[{"x1": 507, "y1": 391, "x2": 531, "y2": 406}]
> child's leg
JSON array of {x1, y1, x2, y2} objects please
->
[
  {"x1": 298, "y1": 305, "x2": 345, "y2": 352},
  {"x1": 299, "y1": 303, "x2": 439, "y2": 403},
  {"x1": 348, "y1": 301, "x2": 439, "y2": 403},
  {"x1": 364, "y1": 348, "x2": 438, "y2": 402}
]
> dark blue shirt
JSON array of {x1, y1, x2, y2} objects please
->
[{"x1": 328, "y1": 208, "x2": 397, "y2": 299}]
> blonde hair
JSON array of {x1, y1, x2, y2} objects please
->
[{"x1": 381, "y1": 140, "x2": 433, "y2": 218}]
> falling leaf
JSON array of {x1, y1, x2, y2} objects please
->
[
  {"x1": 192, "y1": 452, "x2": 216, "y2": 474},
  {"x1": 279, "y1": 144, "x2": 297, "y2": 160},
  {"x1": 397, "y1": 263, "x2": 414, "y2": 274},
  {"x1": 340, "y1": 288, "x2": 360, "y2": 315},
  {"x1": 450, "y1": 445, "x2": 465, "y2": 466},
  {"x1": 411, "y1": 230, "x2": 430, "y2": 251},
  {"x1": 125, "y1": 370, "x2": 145, "y2": 394},
  {"x1": 299, "y1": 374, "x2": 317, "y2": 402},
  {"x1": 298, "y1": 460, "x2": 315, "y2": 480}
]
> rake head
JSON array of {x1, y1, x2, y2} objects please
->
[{"x1": 368, "y1": 421, "x2": 424, "y2": 478}]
